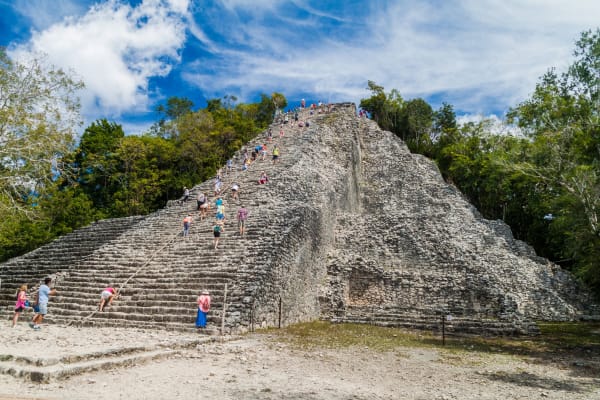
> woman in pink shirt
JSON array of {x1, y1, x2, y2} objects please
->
[
  {"x1": 196, "y1": 290, "x2": 211, "y2": 329},
  {"x1": 12, "y1": 284, "x2": 28, "y2": 327},
  {"x1": 99, "y1": 287, "x2": 117, "y2": 312}
]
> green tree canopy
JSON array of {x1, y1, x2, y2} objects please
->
[{"x1": 0, "y1": 50, "x2": 84, "y2": 215}]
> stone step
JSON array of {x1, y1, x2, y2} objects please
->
[{"x1": 0, "y1": 334, "x2": 212, "y2": 383}]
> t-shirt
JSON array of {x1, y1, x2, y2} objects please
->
[
  {"x1": 215, "y1": 198, "x2": 223, "y2": 207},
  {"x1": 198, "y1": 295, "x2": 211, "y2": 312},
  {"x1": 238, "y1": 208, "x2": 248, "y2": 220},
  {"x1": 273, "y1": 148, "x2": 279, "y2": 156},
  {"x1": 232, "y1": 184, "x2": 239, "y2": 191},
  {"x1": 213, "y1": 225, "x2": 221, "y2": 233},
  {"x1": 197, "y1": 193, "x2": 205, "y2": 202},
  {"x1": 38, "y1": 284, "x2": 50, "y2": 305}
]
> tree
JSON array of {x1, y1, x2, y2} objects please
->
[
  {"x1": 433, "y1": 102, "x2": 457, "y2": 137},
  {"x1": 359, "y1": 80, "x2": 403, "y2": 132},
  {"x1": 506, "y1": 29, "x2": 600, "y2": 294},
  {"x1": 156, "y1": 96, "x2": 194, "y2": 120},
  {"x1": 75, "y1": 119, "x2": 125, "y2": 213},
  {"x1": 0, "y1": 50, "x2": 84, "y2": 215},
  {"x1": 400, "y1": 98, "x2": 434, "y2": 154},
  {"x1": 271, "y1": 92, "x2": 287, "y2": 111},
  {"x1": 256, "y1": 93, "x2": 276, "y2": 127}
]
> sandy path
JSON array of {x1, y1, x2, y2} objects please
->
[{"x1": 1, "y1": 326, "x2": 599, "y2": 400}]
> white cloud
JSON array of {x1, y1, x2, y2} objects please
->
[
  {"x1": 9, "y1": 0, "x2": 188, "y2": 118},
  {"x1": 457, "y1": 114, "x2": 523, "y2": 137},
  {"x1": 6, "y1": 0, "x2": 599, "y2": 130},
  {"x1": 9, "y1": 0, "x2": 90, "y2": 30},
  {"x1": 183, "y1": 0, "x2": 600, "y2": 113}
]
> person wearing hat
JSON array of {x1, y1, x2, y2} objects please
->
[{"x1": 196, "y1": 290, "x2": 211, "y2": 329}]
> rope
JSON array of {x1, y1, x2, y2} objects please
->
[
  {"x1": 63, "y1": 110, "x2": 311, "y2": 327},
  {"x1": 65, "y1": 227, "x2": 182, "y2": 326}
]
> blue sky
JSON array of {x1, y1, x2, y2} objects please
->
[{"x1": 1, "y1": 0, "x2": 599, "y2": 134}]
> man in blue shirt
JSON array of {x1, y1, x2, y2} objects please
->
[{"x1": 31, "y1": 277, "x2": 57, "y2": 330}]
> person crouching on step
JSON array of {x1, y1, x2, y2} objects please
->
[{"x1": 99, "y1": 287, "x2": 117, "y2": 312}]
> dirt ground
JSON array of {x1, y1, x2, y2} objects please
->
[{"x1": 0, "y1": 324, "x2": 599, "y2": 400}]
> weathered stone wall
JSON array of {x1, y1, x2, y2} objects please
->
[{"x1": 317, "y1": 107, "x2": 598, "y2": 330}]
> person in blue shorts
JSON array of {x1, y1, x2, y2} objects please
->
[{"x1": 31, "y1": 277, "x2": 57, "y2": 330}]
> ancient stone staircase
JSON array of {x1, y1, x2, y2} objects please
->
[{"x1": 1, "y1": 106, "x2": 328, "y2": 333}]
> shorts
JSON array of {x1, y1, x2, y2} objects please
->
[
  {"x1": 238, "y1": 220, "x2": 246, "y2": 228},
  {"x1": 213, "y1": 231, "x2": 221, "y2": 238},
  {"x1": 38, "y1": 303, "x2": 48, "y2": 316},
  {"x1": 200, "y1": 203, "x2": 209, "y2": 209},
  {"x1": 14, "y1": 306, "x2": 24, "y2": 313},
  {"x1": 101, "y1": 290, "x2": 113, "y2": 300},
  {"x1": 272, "y1": 155, "x2": 279, "y2": 160}
]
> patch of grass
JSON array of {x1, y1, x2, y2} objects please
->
[
  {"x1": 436, "y1": 321, "x2": 600, "y2": 357},
  {"x1": 260, "y1": 321, "x2": 438, "y2": 351},
  {"x1": 258, "y1": 320, "x2": 600, "y2": 360}
]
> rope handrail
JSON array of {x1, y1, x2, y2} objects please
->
[
  {"x1": 63, "y1": 109, "x2": 314, "y2": 328},
  {"x1": 65, "y1": 224, "x2": 184, "y2": 326}
]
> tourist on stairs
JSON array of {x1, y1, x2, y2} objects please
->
[
  {"x1": 182, "y1": 214, "x2": 193, "y2": 237},
  {"x1": 195, "y1": 290, "x2": 211, "y2": 329},
  {"x1": 272, "y1": 144, "x2": 280, "y2": 164},
  {"x1": 261, "y1": 143, "x2": 268, "y2": 161},
  {"x1": 182, "y1": 187, "x2": 190, "y2": 202},
  {"x1": 258, "y1": 171, "x2": 269, "y2": 184},
  {"x1": 99, "y1": 287, "x2": 117, "y2": 312},
  {"x1": 237, "y1": 205, "x2": 249, "y2": 236},
  {"x1": 31, "y1": 277, "x2": 57, "y2": 330},
  {"x1": 199, "y1": 198, "x2": 210, "y2": 220},
  {"x1": 12, "y1": 285, "x2": 28, "y2": 327},
  {"x1": 197, "y1": 191, "x2": 207, "y2": 211},
  {"x1": 213, "y1": 221, "x2": 224, "y2": 249},
  {"x1": 216, "y1": 202, "x2": 225, "y2": 223},
  {"x1": 231, "y1": 183, "x2": 240, "y2": 202}
]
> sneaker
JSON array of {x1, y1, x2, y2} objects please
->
[{"x1": 33, "y1": 325, "x2": 41, "y2": 330}]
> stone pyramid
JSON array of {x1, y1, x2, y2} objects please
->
[{"x1": 1, "y1": 103, "x2": 597, "y2": 334}]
